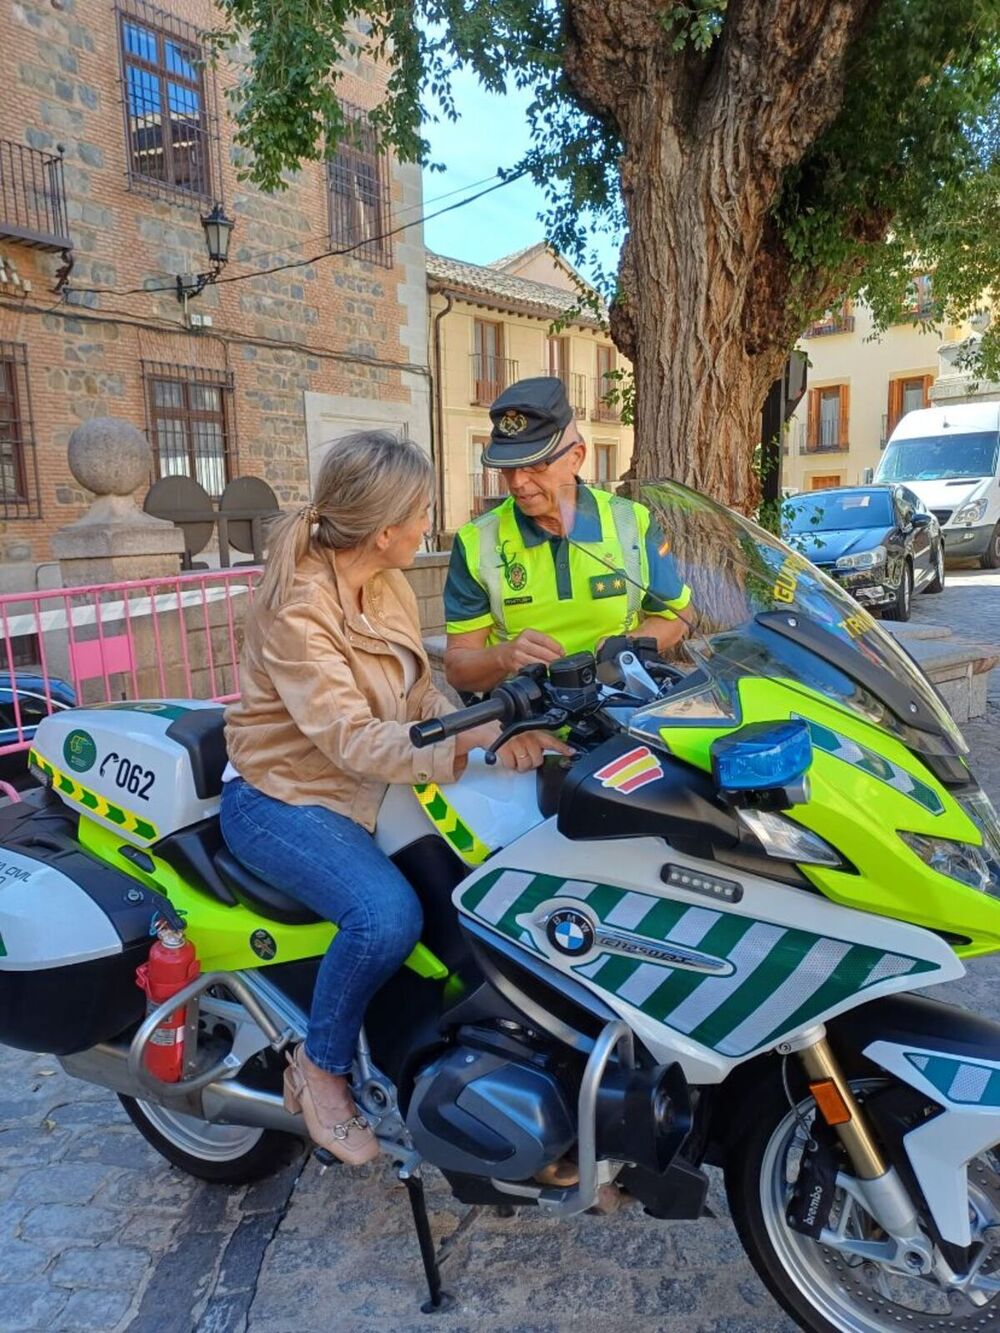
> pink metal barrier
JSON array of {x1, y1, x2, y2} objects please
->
[{"x1": 0, "y1": 567, "x2": 260, "y2": 757}]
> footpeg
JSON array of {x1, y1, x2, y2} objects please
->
[{"x1": 313, "y1": 1146, "x2": 339, "y2": 1174}]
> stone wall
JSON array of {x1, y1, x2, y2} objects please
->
[
  {"x1": 0, "y1": 0, "x2": 430, "y2": 588},
  {"x1": 404, "y1": 552, "x2": 449, "y2": 636}
]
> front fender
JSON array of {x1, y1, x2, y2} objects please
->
[{"x1": 830, "y1": 993, "x2": 1000, "y2": 1248}]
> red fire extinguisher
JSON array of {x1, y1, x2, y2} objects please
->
[{"x1": 135, "y1": 917, "x2": 200, "y2": 1083}]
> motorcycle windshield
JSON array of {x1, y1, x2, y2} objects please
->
[{"x1": 560, "y1": 480, "x2": 966, "y2": 759}]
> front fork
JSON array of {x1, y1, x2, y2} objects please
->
[{"x1": 781, "y1": 1025, "x2": 946, "y2": 1280}]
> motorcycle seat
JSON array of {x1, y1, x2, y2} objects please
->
[{"x1": 212, "y1": 847, "x2": 322, "y2": 926}]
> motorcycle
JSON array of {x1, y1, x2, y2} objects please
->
[{"x1": 3, "y1": 479, "x2": 1000, "y2": 1332}]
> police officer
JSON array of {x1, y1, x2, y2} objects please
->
[{"x1": 444, "y1": 377, "x2": 691, "y2": 765}]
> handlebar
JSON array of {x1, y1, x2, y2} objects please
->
[
  {"x1": 410, "y1": 671, "x2": 548, "y2": 749},
  {"x1": 410, "y1": 695, "x2": 511, "y2": 748}
]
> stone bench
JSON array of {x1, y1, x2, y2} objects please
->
[{"x1": 883, "y1": 623, "x2": 998, "y2": 724}]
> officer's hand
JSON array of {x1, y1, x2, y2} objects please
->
[
  {"x1": 501, "y1": 629, "x2": 564, "y2": 674},
  {"x1": 496, "y1": 730, "x2": 575, "y2": 773}
]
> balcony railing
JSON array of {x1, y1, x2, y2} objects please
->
[
  {"x1": 591, "y1": 376, "x2": 621, "y2": 423},
  {"x1": 803, "y1": 312, "x2": 856, "y2": 338},
  {"x1": 471, "y1": 355, "x2": 518, "y2": 407},
  {"x1": 0, "y1": 140, "x2": 72, "y2": 253},
  {"x1": 469, "y1": 470, "x2": 506, "y2": 517},
  {"x1": 797, "y1": 418, "x2": 850, "y2": 454},
  {"x1": 543, "y1": 367, "x2": 588, "y2": 416}
]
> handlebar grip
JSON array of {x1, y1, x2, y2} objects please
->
[{"x1": 409, "y1": 695, "x2": 509, "y2": 748}]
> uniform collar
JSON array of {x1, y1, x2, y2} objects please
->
[{"x1": 512, "y1": 481, "x2": 603, "y2": 547}]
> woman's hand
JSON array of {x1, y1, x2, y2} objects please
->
[{"x1": 495, "y1": 730, "x2": 575, "y2": 773}]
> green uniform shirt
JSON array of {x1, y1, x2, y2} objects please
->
[{"x1": 444, "y1": 484, "x2": 692, "y2": 656}]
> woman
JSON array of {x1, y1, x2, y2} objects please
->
[{"x1": 222, "y1": 432, "x2": 525, "y2": 1166}]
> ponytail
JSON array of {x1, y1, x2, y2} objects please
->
[{"x1": 256, "y1": 506, "x2": 319, "y2": 612}]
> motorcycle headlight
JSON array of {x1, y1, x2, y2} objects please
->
[
  {"x1": 898, "y1": 830, "x2": 998, "y2": 896},
  {"x1": 954, "y1": 498, "x2": 988, "y2": 525},
  {"x1": 836, "y1": 545, "x2": 886, "y2": 571},
  {"x1": 738, "y1": 808, "x2": 843, "y2": 867},
  {"x1": 959, "y1": 788, "x2": 1000, "y2": 864}
]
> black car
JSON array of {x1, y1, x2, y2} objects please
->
[{"x1": 781, "y1": 484, "x2": 945, "y2": 621}]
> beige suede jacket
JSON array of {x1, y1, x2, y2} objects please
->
[{"x1": 225, "y1": 546, "x2": 459, "y2": 832}]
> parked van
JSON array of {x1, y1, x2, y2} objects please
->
[{"x1": 872, "y1": 401, "x2": 1000, "y2": 568}]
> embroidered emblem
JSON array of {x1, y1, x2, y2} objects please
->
[
  {"x1": 496, "y1": 410, "x2": 528, "y2": 437},
  {"x1": 497, "y1": 540, "x2": 528, "y2": 592}
]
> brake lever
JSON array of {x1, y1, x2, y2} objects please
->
[{"x1": 483, "y1": 709, "x2": 570, "y2": 766}]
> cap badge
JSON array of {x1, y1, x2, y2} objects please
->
[{"x1": 496, "y1": 410, "x2": 528, "y2": 438}]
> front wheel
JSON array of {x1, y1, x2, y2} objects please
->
[
  {"x1": 981, "y1": 523, "x2": 1000, "y2": 571},
  {"x1": 726, "y1": 1072, "x2": 1000, "y2": 1331},
  {"x1": 923, "y1": 541, "x2": 946, "y2": 594},
  {"x1": 119, "y1": 1094, "x2": 303, "y2": 1185},
  {"x1": 882, "y1": 561, "x2": 912, "y2": 622}
]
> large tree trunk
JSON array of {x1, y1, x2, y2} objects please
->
[{"x1": 562, "y1": 0, "x2": 882, "y2": 509}]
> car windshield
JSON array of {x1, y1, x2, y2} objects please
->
[
  {"x1": 595, "y1": 481, "x2": 966, "y2": 759},
  {"x1": 784, "y1": 491, "x2": 892, "y2": 533},
  {"x1": 876, "y1": 432, "x2": 998, "y2": 482}
]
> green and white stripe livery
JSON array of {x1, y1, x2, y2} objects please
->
[
  {"x1": 799, "y1": 716, "x2": 945, "y2": 815},
  {"x1": 455, "y1": 830, "x2": 961, "y2": 1079}
]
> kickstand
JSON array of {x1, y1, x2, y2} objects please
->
[{"x1": 399, "y1": 1166, "x2": 456, "y2": 1314}]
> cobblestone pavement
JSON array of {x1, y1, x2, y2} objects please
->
[{"x1": 2, "y1": 573, "x2": 1000, "y2": 1333}]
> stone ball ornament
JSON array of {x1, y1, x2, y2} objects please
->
[{"x1": 68, "y1": 417, "x2": 151, "y2": 497}]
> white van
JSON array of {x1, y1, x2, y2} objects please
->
[{"x1": 873, "y1": 402, "x2": 1000, "y2": 568}]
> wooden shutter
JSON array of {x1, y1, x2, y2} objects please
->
[
  {"x1": 838, "y1": 384, "x2": 850, "y2": 449},
  {"x1": 887, "y1": 379, "x2": 904, "y2": 433},
  {"x1": 921, "y1": 374, "x2": 933, "y2": 407},
  {"x1": 807, "y1": 388, "x2": 820, "y2": 450}
]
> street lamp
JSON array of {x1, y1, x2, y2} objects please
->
[{"x1": 176, "y1": 202, "x2": 236, "y2": 303}]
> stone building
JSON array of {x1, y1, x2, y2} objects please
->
[
  {"x1": 0, "y1": 0, "x2": 430, "y2": 589},
  {"x1": 426, "y1": 243, "x2": 635, "y2": 534}
]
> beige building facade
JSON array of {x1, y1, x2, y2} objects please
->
[
  {"x1": 784, "y1": 295, "x2": 976, "y2": 493},
  {"x1": 427, "y1": 244, "x2": 634, "y2": 536}
]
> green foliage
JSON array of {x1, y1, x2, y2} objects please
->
[
  {"x1": 773, "y1": 0, "x2": 1000, "y2": 368},
  {"x1": 662, "y1": 0, "x2": 727, "y2": 53},
  {"x1": 213, "y1": 0, "x2": 1000, "y2": 380}
]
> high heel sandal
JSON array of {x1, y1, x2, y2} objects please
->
[{"x1": 283, "y1": 1044, "x2": 379, "y2": 1166}]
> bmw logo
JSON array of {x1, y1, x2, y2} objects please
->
[{"x1": 546, "y1": 908, "x2": 596, "y2": 958}]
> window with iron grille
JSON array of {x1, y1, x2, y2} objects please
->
[
  {"x1": 143, "y1": 362, "x2": 236, "y2": 498},
  {"x1": 117, "y1": 0, "x2": 217, "y2": 200},
  {"x1": 327, "y1": 104, "x2": 392, "y2": 267},
  {"x1": 0, "y1": 343, "x2": 40, "y2": 519}
]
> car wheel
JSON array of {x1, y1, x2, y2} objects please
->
[
  {"x1": 980, "y1": 523, "x2": 1000, "y2": 570},
  {"x1": 882, "y1": 560, "x2": 912, "y2": 622},
  {"x1": 923, "y1": 541, "x2": 946, "y2": 593}
]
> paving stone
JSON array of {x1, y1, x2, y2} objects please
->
[
  {"x1": 2, "y1": 1239, "x2": 52, "y2": 1280},
  {"x1": 0, "y1": 1282, "x2": 69, "y2": 1331},
  {"x1": 20, "y1": 1202, "x2": 119, "y2": 1243},
  {"x1": 10, "y1": 1161, "x2": 113, "y2": 1205},
  {"x1": 0, "y1": 1124, "x2": 76, "y2": 1166},
  {"x1": 56, "y1": 1285, "x2": 135, "y2": 1330},
  {"x1": 49, "y1": 1242, "x2": 151, "y2": 1289},
  {"x1": 128, "y1": 1228, "x2": 229, "y2": 1332}
]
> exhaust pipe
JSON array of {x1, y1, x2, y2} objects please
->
[{"x1": 60, "y1": 1042, "x2": 307, "y2": 1138}]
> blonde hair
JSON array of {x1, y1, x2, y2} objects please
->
[{"x1": 257, "y1": 431, "x2": 433, "y2": 610}]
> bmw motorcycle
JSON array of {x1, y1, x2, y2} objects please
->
[{"x1": 3, "y1": 480, "x2": 1000, "y2": 1332}]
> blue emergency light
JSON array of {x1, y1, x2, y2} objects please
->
[{"x1": 711, "y1": 720, "x2": 813, "y2": 793}]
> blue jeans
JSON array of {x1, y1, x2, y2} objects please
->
[{"x1": 219, "y1": 778, "x2": 423, "y2": 1075}]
